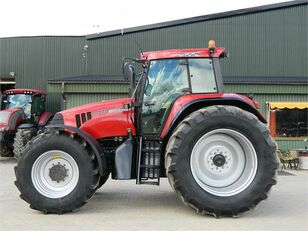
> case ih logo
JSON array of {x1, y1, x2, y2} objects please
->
[
  {"x1": 92, "y1": 108, "x2": 127, "y2": 117},
  {"x1": 177, "y1": 52, "x2": 201, "y2": 57}
]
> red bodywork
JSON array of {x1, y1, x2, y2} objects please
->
[
  {"x1": 3, "y1": 88, "x2": 46, "y2": 95},
  {"x1": 0, "y1": 109, "x2": 25, "y2": 132},
  {"x1": 59, "y1": 98, "x2": 136, "y2": 139},
  {"x1": 59, "y1": 93, "x2": 262, "y2": 140},
  {"x1": 38, "y1": 112, "x2": 54, "y2": 126},
  {"x1": 140, "y1": 47, "x2": 225, "y2": 60}
]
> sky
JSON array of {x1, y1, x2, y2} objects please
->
[{"x1": 0, "y1": 0, "x2": 293, "y2": 38}]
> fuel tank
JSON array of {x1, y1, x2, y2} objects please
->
[{"x1": 57, "y1": 98, "x2": 135, "y2": 139}]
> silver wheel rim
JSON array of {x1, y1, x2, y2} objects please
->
[
  {"x1": 31, "y1": 150, "x2": 79, "y2": 199},
  {"x1": 190, "y1": 129, "x2": 257, "y2": 197}
]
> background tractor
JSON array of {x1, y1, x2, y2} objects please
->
[
  {"x1": 15, "y1": 41, "x2": 278, "y2": 217},
  {"x1": 0, "y1": 89, "x2": 53, "y2": 158}
]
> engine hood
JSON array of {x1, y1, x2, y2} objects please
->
[{"x1": 58, "y1": 98, "x2": 135, "y2": 139}]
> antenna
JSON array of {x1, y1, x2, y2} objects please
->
[{"x1": 134, "y1": 40, "x2": 144, "y2": 56}]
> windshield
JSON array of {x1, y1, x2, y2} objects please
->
[{"x1": 4, "y1": 94, "x2": 31, "y2": 119}]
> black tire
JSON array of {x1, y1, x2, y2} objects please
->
[
  {"x1": 165, "y1": 105, "x2": 278, "y2": 217},
  {"x1": 95, "y1": 173, "x2": 110, "y2": 190},
  {"x1": 14, "y1": 131, "x2": 100, "y2": 214},
  {"x1": 0, "y1": 141, "x2": 13, "y2": 157},
  {"x1": 13, "y1": 128, "x2": 37, "y2": 160},
  {"x1": 0, "y1": 132, "x2": 15, "y2": 157}
]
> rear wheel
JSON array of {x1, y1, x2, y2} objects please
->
[
  {"x1": 165, "y1": 105, "x2": 278, "y2": 217},
  {"x1": 14, "y1": 131, "x2": 100, "y2": 214},
  {"x1": 95, "y1": 173, "x2": 110, "y2": 190}
]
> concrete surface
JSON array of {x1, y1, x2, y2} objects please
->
[{"x1": 0, "y1": 157, "x2": 307, "y2": 231}]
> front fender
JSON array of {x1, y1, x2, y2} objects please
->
[{"x1": 46, "y1": 124, "x2": 107, "y2": 176}]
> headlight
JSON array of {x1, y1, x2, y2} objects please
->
[{"x1": 0, "y1": 127, "x2": 9, "y2": 132}]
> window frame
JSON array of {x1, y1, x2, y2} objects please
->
[{"x1": 267, "y1": 101, "x2": 308, "y2": 140}]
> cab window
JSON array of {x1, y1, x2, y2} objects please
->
[{"x1": 189, "y1": 58, "x2": 217, "y2": 93}]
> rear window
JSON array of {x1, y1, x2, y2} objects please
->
[{"x1": 189, "y1": 58, "x2": 217, "y2": 93}]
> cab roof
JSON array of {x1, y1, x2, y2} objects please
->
[
  {"x1": 3, "y1": 89, "x2": 46, "y2": 95},
  {"x1": 140, "y1": 47, "x2": 225, "y2": 61}
]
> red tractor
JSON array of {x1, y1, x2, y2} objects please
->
[
  {"x1": 15, "y1": 41, "x2": 278, "y2": 217},
  {"x1": 0, "y1": 89, "x2": 53, "y2": 158}
]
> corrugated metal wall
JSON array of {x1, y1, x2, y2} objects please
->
[
  {"x1": 0, "y1": 36, "x2": 86, "y2": 89},
  {"x1": 47, "y1": 82, "x2": 129, "y2": 110},
  {"x1": 276, "y1": 140, "x2": 306, "y2": 152},
  {"x1": 224, "y1": 84, "x2": 308, "y2": 95},
  {"x1": 0, "y1": 36, "x2": 86, "y2": 111},
  {"x1": 64, "y1": 93, "x2": 128, "y2": 109},
  {"x1": 86, "y1": 4, "x2": 307, "y2": 78},
  {"x1": 1, "y1": 4, "x2": 307, "y2": 102}
]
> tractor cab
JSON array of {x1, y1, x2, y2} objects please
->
[
  {"x1": 0, "y1": 88, "x2": 50, "y2": 157},
  {"x1": 1, "y1": 89, "x2": 46, "y2": 122},
  {"x1": 124, "y1": 41, "x2": 228, "y2": 135},
  {"x1": 122, "y1": 41, "x2": 230, "y2": 184}
]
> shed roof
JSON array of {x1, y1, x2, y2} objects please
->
[
  {"x1": 48, "y1": 75, "x2": 128, "y2": 84},
  {"x1": 86, "y1": 0, "x2": 307, "y2": 40},
  {"x1": 48, "y1": 75, "x2": 307, "y2": 85},
  {"x1": 223, "y1": 76, "x2": 308, "y2": 85}
]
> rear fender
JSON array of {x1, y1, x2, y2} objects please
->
[
  {"x1": 38, "y1": 112, "x2": 54, "y2": 126},
  {"x1": 46, "y1": 125, "x2": 107, "y2": 176},
  {"x1": 161, "y1": 98, "x2": 266, "y2": 140}
]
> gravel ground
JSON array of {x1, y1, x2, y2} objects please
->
[{"x1": 1, "y1": 157, "x2": 307, "y2": 231}]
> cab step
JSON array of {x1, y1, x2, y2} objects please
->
[{"x1": 137, "y1": 137, "x2": 161, "y2": 185}]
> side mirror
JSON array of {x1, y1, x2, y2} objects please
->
[
  {"x1": 145, "y1": 84, "x2": 153, "y2": 96},
  {"x1": 123, "y1": 62, "x2": 136, "y2": 97},
  {"x1": 222, "y1": 49, "x2": 230, "y2": 58},
  {"x1": 0, "y1": 93, "x2": 2, "y2": 110},
  {"x1": 1, "y1": 95, "x2": 8, "y2": 110},
  {"x1": 41, "y1": 95, "x2": 46, "y2": 102},
  {"x1": 123, "y1": 62, "x2": 133, "y2": 81}
]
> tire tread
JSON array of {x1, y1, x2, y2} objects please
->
[{"x1": 165, "y1": 105, "x2": 278, "y2": 217}]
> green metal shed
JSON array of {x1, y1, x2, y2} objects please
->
[{"x1": 47, "y1": 75, "x2": 128, "y2": 111}]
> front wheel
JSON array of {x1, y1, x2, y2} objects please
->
[
  {"x1": 165, "y1": 106, "x2": 278, "y2": 217},
  {"x1": 13, "y1": 128, "x2": 37, "y2": 160},
  {"x1": 14, "y1": 131, "x2": 100, "y2": 214}
]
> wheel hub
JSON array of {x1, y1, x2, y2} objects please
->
[
  {"x1": 49, "y1": 163, "x2": 68, "y2": 183},
  {"x1": 213, "y1": 154, "x2": 225, "y2": 167},
  {"x1": 207, "y1": 147, "x2": 232, "y2": 173}
]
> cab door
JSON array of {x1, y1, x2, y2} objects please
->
[{"x1": 141, "y1": 59, "x2": 190, "y2": 134}]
